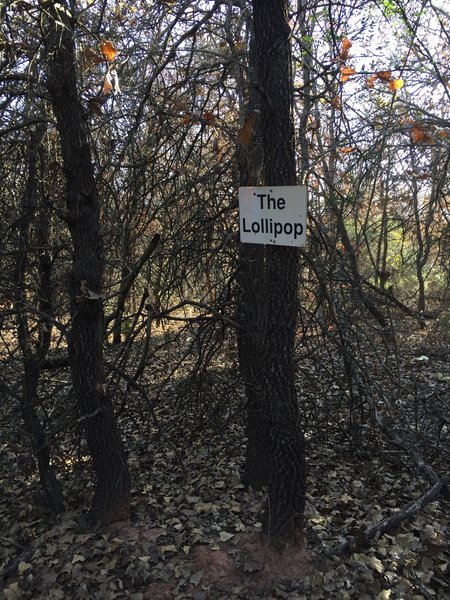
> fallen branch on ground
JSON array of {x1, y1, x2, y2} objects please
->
[{"x1": 327, "y1": 472, "x2": 450, "y2": 558}]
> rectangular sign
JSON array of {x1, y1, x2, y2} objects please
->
[{"x1": 239, "y1": 186, "x2": 307, "y2": 247}]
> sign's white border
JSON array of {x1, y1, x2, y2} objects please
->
[{"x1": 239, "y1": 186, "x2": 307, "y2": 247}]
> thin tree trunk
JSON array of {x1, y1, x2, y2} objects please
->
[
  {"x1": 112, "y1": 233, "x2": 131, "y2": 345},
  {"x1": 106, "y1": 232, "x2": 161, "y2": 337},
  {"x1": 252, "y1": 0, "x2": 306, "y2": 542},
  {"x1": 13, "y1": 124, "x2": 64, "y2": 514},
  {"x1": 42, "y1": 0, "x2": 131, "y2": 523},
  {"x1": 36, "y1": 169, "x2": 54, "y2": 357}
]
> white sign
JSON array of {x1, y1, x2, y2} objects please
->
[{"x1": 239, "y1": 186, "x2": 307, "y2": 247}]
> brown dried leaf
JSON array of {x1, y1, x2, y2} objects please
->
[
  {"x1": 331, "y1": 95, "x2": 342, "y2": 110},
  {"x1": 81, "y1": 47, "x2": 104, "y2": 69},
  {"x1": 339, "y1": 37, "x2": 352, "y2": 61},
  {"x1": 102, "y1": 73, "x2": 113, "y2": 95},
  {"x1": 341, "y1": 65, "x2": 356, "y2": 83},
  {"x1": 411, "y1": 124, "x2": 434, "y2": 144},
  {"x1": 367, "y1": 75, "x2": 378, "y2": 88},
  {"x1": 236, "y1": 111, "x2": 258, "y2": 146},
  {"x1": 376, "y1": 70, "x2": 392, "y2": 81},
  {"x1": 88, "y1": 97, "x2": 104, "y2": 116},
  {"x1": 203, "y1": 111, "x2": 216, "y2": 125}
]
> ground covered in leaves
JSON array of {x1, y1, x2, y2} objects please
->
[{"x1": 1, "y1": 325, "x2": 449, "y2": 599}]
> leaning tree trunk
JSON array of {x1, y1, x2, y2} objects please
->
[
  {"x1": 252, "y1": 0, "x2": 306, "y2": 541},
  {"x1": 42, "y1": 0, "x2": 131, "y2": 523}
]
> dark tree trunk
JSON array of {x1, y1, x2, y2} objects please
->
[
  {"x1": 252, "y1": 0, "x2": 306, "y2": 540},
  {"x1": 237, "y1": 242, "x2": 268, "y2": 488},
  {"x1": 36, "y1": 180, "x2": 54, "y2": 358},
  {"x1": 22, "y1": 357, "x2": 65, "y2": 513},
  {"x1": 13, "y1": 125, "x2": 64, "y2": 514},
  {"x1": 235, "y1": 16, "x2": 270, "y2": 490},
  {"x1": 112, "y1": 232, "x2": 131, "y2": 345},
  {"x1": 42, "y1": 0, "x2": 131, "y2": 523}
]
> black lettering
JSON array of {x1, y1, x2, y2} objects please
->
[
  {"x1": 267, "y1": 194, "x2": 277, "y2": 209},
  {"x1": 256, "y1": 194, "x2": 266, "y2": 209},
  {"x1": 294, "y1": 223, "x2": 303, "y2": 238}
]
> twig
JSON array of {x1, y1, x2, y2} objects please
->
[
  {"x1": 157, "y1": 299, "x2": 242, "y2": 329},
  {"x1": 374, "y1": 408, "x2": 450, "y2": 500},
  {"x1": 327, "y1": 473, "x2": 450, "y2": 557}
]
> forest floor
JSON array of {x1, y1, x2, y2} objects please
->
[{"x1": 0, "y1": 321, "x2": 449, "y2": 599}]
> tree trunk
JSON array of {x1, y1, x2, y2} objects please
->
[
  {"x1": 13, "y1": 124, "x2": 65, "y2": 514},
  {"x1": 252, "y1": 0, "x2": 306, "y2": 541},
  {"x1": 36, "y1": 171, "x2": 54, "y2": 358},
  {"x1": 42, "y1": 0, "x2": 131, "y2": 523},
  {"x1": 112, "y1": 236, "x2": 131, "y2": 345},
  {"x1": 235, "y1": 14, "x2": 270, "y2": 490},
  {"x1": 238, "y1": 241, "x2": 268, "y2": 489}
]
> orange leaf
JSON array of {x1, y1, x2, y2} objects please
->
[
  {"x1": 100, "y1": 40, "x2": 117, "y2": 62},
  {"x1": 102, "y1": 73, "x2": 113, "y2": 95},
  {"x1": 367, "y1": 75, "x2": 377, "y2": 88},
  {"x1": 339, "y1": 37, "x2": 352, "y2": 61},
  {"x1": 236, "y1": 111, "x2": 258, "y2": 146},
  {"x1": 341, "y1": 65, "x2": 356, "y2": 83},
  {"x1": 376, "y1": 70, "x2": 392, "y2": 81},
  {"x1": 339, "y1": 147, "x2": 355, "y2": 153},
  {"x1": 388, "y1": 78, "x2": 404, "y2": 91},
  {"x1": 81, "y1": 47, "x2": 104, "y2": 69},
  {"x1": 411, "y1": 125, "x2": 434, "y2": 144}
]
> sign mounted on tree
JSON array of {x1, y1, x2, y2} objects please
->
[{"x1": 239, "y1": 186, "x2": 307, "y2": 247}]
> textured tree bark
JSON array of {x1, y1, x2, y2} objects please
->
[
  {"x1": 41, "y1": 0, "x2": 131, "y2": 523},
  {"x1": 235, "y1": 16, "x2": 270, "y2": 490},
  {"x1": 252, "y1": 0, "x2": 306, "y2": 541},
  {"x1": 237, "y1": 241, "x2": 269, "y2": 489}
]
